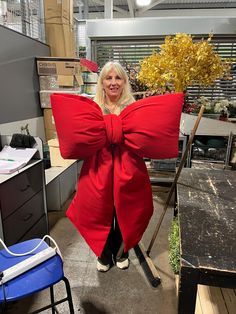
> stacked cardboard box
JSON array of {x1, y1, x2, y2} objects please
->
[
  {"x1": 36, "y1": 57, "x2": 84, "y2": 142},
  {"x1": 37, "y1": 57, "x2": 83, "y2": 87},
  {"x1": 44, "y1": 0, "x2": 76, "y2": 57},
  {"x1": 36, "y1": 56, "x2": 99, "y2": 166}
]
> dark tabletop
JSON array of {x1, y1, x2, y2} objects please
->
[{"x1": 177, "y1": 168, "x2": 236, "y2": 272}]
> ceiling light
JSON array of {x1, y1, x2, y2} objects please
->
[{"x1": 136, "y1": 0, "x2": 151, "y2": 7}]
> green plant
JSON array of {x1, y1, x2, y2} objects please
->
[{"x1": 168, "y1": 216, "x2": 180, "y2": 274}]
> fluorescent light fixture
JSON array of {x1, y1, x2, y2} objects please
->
[{"x1": 136, "y1": 0, "x2": 151, "y2": 7}]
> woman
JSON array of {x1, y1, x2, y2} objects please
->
[
  {"x1": 51, "y1": 66, "x2": 183, "y2": 277},
  {"x1": 94, "y1": 61, "x2": 135, "y2": 272}
]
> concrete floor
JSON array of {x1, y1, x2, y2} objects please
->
[{"x1": 6, "y1": 186, "x2": 177, "y2": 314}]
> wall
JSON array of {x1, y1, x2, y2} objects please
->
[
  {"x1": 86, "y1": 16, "x2": 236, "y2": 39},
  {"x1": 79, "y1": 14, "x2": 236, "y2": 59},
  {"x1": 0, "y1": 25, "x2": 50, "y2": 141}
]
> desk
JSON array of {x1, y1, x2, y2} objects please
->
[{"x1": 177, "y1": 168, "x2": 236, "y2": 314}]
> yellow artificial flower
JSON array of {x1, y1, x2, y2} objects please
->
[{"x1": 138, "y1": 33, "x2": 231, "y2": 93}]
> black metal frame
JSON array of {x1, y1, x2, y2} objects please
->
[
  {"x1": 31, "y1": 276, "x2": 74, "y2": 314},
  {"x1": 0, "y1": 276, "x2": 74, "y2": 314}
]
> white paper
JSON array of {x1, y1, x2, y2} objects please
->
[{"x1": 0, "y1": 145, "x2": 37, "y2": 174}]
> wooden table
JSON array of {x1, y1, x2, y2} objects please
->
[{"x1": 177, "y1": 168, "x2": 236, "y2": 314}]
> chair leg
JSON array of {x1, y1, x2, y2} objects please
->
[
  {"x1": 8, "y1": 276, "x2": 74, "y2": 314},
  {"x1": 50, "y1": 286, "x2": 56, "y2": 314},
  {"x1": 62, "y1": 277, "x2": 75, "y2": 314},
  {"x1": 0, "y1": 303, "x2": 6, "y2": 314}
]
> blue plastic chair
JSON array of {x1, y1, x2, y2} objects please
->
[{"x1": 0, "y1": 238, "x2": 74, "y2": 313}]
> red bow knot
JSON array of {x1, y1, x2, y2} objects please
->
[
  {"x1": 51, "y1": 93, "x2": 184, "y2": 256},
  {"x1": 104, "y1": 114, "x2": 123, "y2": 145}
]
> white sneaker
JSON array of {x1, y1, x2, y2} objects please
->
[
  {"x1": 97, "y1": 260, "x2": 110, "y2": 272},
  {"x1": 116, "y1": 258, "x2": 130, "y2": 270}
]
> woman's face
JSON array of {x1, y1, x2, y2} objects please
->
[{"x1": 102, "y1": 67, "x2": 125, "y2": 101}]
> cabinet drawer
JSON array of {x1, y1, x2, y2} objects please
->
[
  {"x1": 0, "y1": 162, "x2": 43, "y2": 220},
  {"x1": 20, "y1": 214, "x2": 48, "y2": 243},
  {"x1": 3, "y1": 190, "x2": 45, "y2": 246}
]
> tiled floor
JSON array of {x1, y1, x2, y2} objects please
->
[{"x1": 5, "y1": 187, "x2": 178, "y2": 314}]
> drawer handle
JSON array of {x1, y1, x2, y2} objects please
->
[
  {"x1": 23, "y1": 213, "x2": 33, "y2": 221},
  {"x1": 20, "y1": 184, "x2": 30, "y2": 192}
]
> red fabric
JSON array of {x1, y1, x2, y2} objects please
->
[
  {"x1": 80, "y1": 58, "x2": 99, "y2": 72},
  {"x1": 51, "y1": 93, "x2": 184, "y2": 256}
]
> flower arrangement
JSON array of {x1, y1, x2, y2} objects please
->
[
  {"x1": 183, "y1": 96, "x2": 236, "y2": 118},
  {"x1": 137, "y1": 33, "x2": 231, "y2": 93}
]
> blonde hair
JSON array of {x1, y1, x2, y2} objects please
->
[{"x1": 94, "y1": 61, "x2": 135, "y2": 108}]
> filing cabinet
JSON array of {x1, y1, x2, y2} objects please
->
[{"x1": 0, "y1": 160, "x2": 48, "y2": 246}]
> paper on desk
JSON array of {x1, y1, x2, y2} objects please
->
[{"x1": 0, "y1": 145, "x2": 37, "y2": 174}]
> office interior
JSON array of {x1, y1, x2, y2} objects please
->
[{"x1": 0, "y1": 1, "x2": 236, "y2": 313}]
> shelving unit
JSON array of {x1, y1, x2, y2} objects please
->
[{"x1": 181, "y1": 113, "x2": 236, "y2": 168}]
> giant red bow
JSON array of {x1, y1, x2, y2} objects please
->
[{"x1": 51, "y1": 93, "x2": 184, "y2": 256}]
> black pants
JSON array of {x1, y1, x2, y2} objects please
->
[{"x1": 98, "y1": 213, "x2": 128, "y2": 265}]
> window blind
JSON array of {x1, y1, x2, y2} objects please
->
[{"x1": 91, "y1": 36, "x2": 236, "y2": 102}]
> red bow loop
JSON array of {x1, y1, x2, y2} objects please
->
[
  {"x1": 50, "y1": 93, "x2": 107, "y2": 159},
  {"x1": 104, "y1": 114, "x2": 123, "y2": 145}
]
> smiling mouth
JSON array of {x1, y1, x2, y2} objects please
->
[{"x1": 110, "y1": 88, "x2": 119, "y2": 91}]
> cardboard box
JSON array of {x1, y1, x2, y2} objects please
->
[
  {"x1": 44, "y1": 109, "x2": 55, "y2": 131},
  {"x1": 37, "y1": 57, "x2": 83, "y2": 86},
  {"x1": 57, "y1": 74, "x2": 83, "y2": 87},
  {"x1": 48, "y1": 138, "x2": 76, "y2": 167},
  {"x1": 44, "y1": 0, "x2": 73, "y2": 25},
  {"x1": 37, "y1": 57, "x2": 80, "y2": 76},
  {"x1": 44, "y1": 22, "x2": 76, "y2": 58},
  {"x1": 45, "y1": 129, "x2": 57, "y2": 142},
  {"x1": 39, "y1": 75, "x2": 83, "y2": 90},
  {"x1": 81, "y1": 66, "x2": 91, "y2": 72},
  {"x1": 40, "y1": 90, "x2": 82, "y2": 108},
  {"x1": 44, "y1": 107, "x2": 57, "y2": 141}
]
